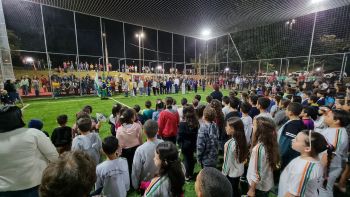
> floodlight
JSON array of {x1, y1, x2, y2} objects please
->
[
  {"x1": 201, "y1": 29, "x2": 211, "y2": 36},
  {"x1": 311, "y1": 0, "x2": 326, "y2": 4},
  {"x1": 225, "y1": 67, "x2": 229, "y2": 72},
  {"x1": 316, "y1": 67, "x2": 321, "y2": 71},
  {"x1": 157, "y1": 65, "x2": 162, "y2": 70},
  {"x1": 25, "y1": 57, "x2": 34, "y2": 63}
]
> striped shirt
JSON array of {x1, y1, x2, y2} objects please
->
[
  {"x1": 318, "y1": 127, "x2": 349, "y2": 168},
  {"x1": 247, "y1": 143, "x2": 274, "y2": 191},
  {"x1": 278, "y1": 157, "x2": 323, "y2": 197},
  {"x1": 144, "y1": 176, "x2": 171, "y2": 197},
  {"x1": 222, "y1": 138, "x2": 244, "y2": 178}
]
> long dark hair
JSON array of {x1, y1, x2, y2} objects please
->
[
  {"x1": 156, "y1": 142, "x2": 185, "y2": 197},
  {"x1": 301, "y1": 130, "x2": 334, "y2": 188},
  {"x1": 252, "y1": 116, "x2": 280, "y2": 170},
  {"x1": 226, "y1": 117, "x2": 248, "y2": 163},
  {"x1": 183, "y1": 105, "x2": 199, "y2": 129}
]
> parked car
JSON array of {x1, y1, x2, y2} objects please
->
[{"x1": 324, "y1": 71, "x2": 347, "y2": 78}]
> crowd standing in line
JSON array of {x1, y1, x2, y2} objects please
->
[{"x1": 0, "y1": 73, "x2": 350, "y2": 197}]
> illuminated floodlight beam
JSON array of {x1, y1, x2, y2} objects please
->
[
  {"x1": 25, "y1": 57, "x2": 34, "y2": 63},
  {"x1": 225, "y1": 67, "x2": 229, "y2": 72},
  {"x1": 201, "y1": 29, "x2": 211, "y2": 36},
  {"x1": 311, "y1": 0, "x2": 326, "y2": 4}
]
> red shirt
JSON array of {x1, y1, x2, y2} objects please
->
[{"x1": 158, "y1": 109, "x2": 179, "y2": 138}]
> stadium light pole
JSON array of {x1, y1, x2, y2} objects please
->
[
  {"x1": 307, "y1": 0, "x2": 326, "y2": 72},
  {"x1": 135, "y1": 32, "x2": 144, "y2": 73}
]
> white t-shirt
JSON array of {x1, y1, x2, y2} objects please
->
[
  {"x1": 222, "y1": 138, "x2": 244, "y2": 178},
  {"x1": 96, "y1": 158, "x2": 130, "y2": 197},
  {"x1": 318, "y1": 127, "x2": 349, "y2": 168},
  {"x1": 222, "y1": 106, "x2": 231, "y2": 117},
  {"x1": 241, "y1": 115, "x2": 253, "y2": 144},
  {"x1": 255, "y1": 112, "x2": 273, "y2": 120},
  {"x1": 0, "y1": 128, "x2": 58, "y2": 191},
  {"x1": 247, "y1": 143, "x2": 274, "y2": 191},
  {"x1": 278, "y1": 157, "x2": 323, "y2": 197},
  {"x1": 178, "y1": 107, "x2": 184, "y2": 121}
]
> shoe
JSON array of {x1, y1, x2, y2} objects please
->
[{"x1": 185, "y1": 177, "x2": 191, "y2": 181}]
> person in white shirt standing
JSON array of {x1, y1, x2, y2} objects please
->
[
  {"x1": 222, "y1": 117, "x2": 248, "y2": 196},
  {"x1": 278, "y1": 130, "x2": 331, "y2": 197},
  {"x1": 247, "y1": 116, "x2": 279, "y2": 197},
  {"x1": 174, "y1": 77, "x2": 180, "y2": 94},
  {"x1": 318, "y1": 109, "x2": 349, "y2": 197},
  {"x1": 0, "y1": 106, "x2": 58, "y2": 196}
]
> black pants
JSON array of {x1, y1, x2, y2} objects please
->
[
  {"x1": 162, "y1": 136, "x2": 176, "y2": 144},
  {"x1": 227, "y1": 176, "x2": 240, "y2": 197},
  {"x1": 255, "y1": 189, "x2": 269, "y2": 197},
  {"x1": 182, "y1": 148, "x2": 195, "y2": 178},
  {"x1": 0, "y1": 186, "x2": 39, "y2": 197},
  {"x1": 121, "y1": 146, "x2": 139, "y2": 180}
]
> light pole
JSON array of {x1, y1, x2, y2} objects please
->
[
  {"x1": 135, "y1": 32, "x2": 144, "y2": 73},
  {"x1": 225, "y1": 67, "x2": 229, "y2": 80}
]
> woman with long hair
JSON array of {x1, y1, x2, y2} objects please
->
[
  {"x1": 222, "y1": 117, "x2": 249, "y2": 196},
  {"x1": 177, "y1": 105, "x2": 199, "y2": 181},
  {"x1": 144, "y1": 141, "x2": 185, "y2": 197},
  {"x1": 210, "y1": 99, "x2": 226, "y2": 151},
  {"x1": 247, "y1": 116, "x2": 279, "y2": 197}
]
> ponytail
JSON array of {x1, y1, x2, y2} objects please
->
[{"x1": 323, "y1": 144, "x2": 335, "y2": 188}]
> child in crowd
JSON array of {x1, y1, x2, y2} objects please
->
[
  {"x1": 152, "y1": 100, "x2": 164, "y2": 121},
  {"x1": 158, "y1": 97, "x2": 179, "y2": 144},
  {"x1": 255, "y1": 97, "x2": 272, "y2": 119},
  {"x1": 109, "y1": 104, "x2": 122, "y2": 136},
  {"x1": 28, "y1": 119, "x2": 49, "y2": 137},
  {"x1": 177, "y1": 98, "x2": 188, "y2": 121},
  {"x1": 309, "y1": 95, "x2": 319, "y2": 111},
  {"x1": 95, "y1": 136, "x2": 129, "y2": 197},
  {"x1": 240, "y1": 102, "x2": 253, "y2": 145},
  {"x1": 143, "y1": 100, "x2": 155, "y2": 121},
  {"x1": 278, "y1": 102, "x2": 305, "y2": 170},
  {"x1": 222, "y1": 117, "x2": 248, "y2": 196},
  {"x1": 301, "y1": 90, "x2": 312, "y2": 107},
  {"x1": 222, "y1": 96, "x2": 231, "y2": 117},
  {"x1": 316, "y1": 89, "x2": 326, "y2": 106},
  {"x1": 247, "y1": 116, "x2": 279, "y2": 197},
  {"x1": 278, "y1": 130, "x2": 332, "y2": 197},
  {"x1": 224, "y1": 97, "x2": 241, "y2": 121},
  {"x1": 300, "y1": 106, "x2": 318, "y2": 130},
  {"x1": 71, "y1": 116, "x2": 102, "y2": 164},
  {"x1": 192, "y1": 99, "x2": 199, "y2": 109},
  {"x1": 318, "y1": 109, "x2": 349, "y2": 197},
  {"x1": 144, "y1": 142, "x2": 185, "y2": 197},
  {"x1": 274, "y1": 98, "x2": 291, "y2": 128},
  {"x1": 248, "y1": 95, "x2": 260, "y2": 119},
  {"x1": 195, "y1": 167, "x2": 233, "y2": 197},
  {"x1": 131, "y1": 120, "x2": 163, "y2": 192},
  {"x1": 133, "y1": 105, "x2": 145, "y2": 125},
  {"x1": 206, "y1": 95, "x2": 213, "y2": 106},
  {"x1": 51, "y1": 114, "x2": 72, "y2": 154},
  {"x1": 197, "y1": 106, "x2": 219, "y2": 168},
  {"x1": 116, "y1": 108, "x2": 143, "y2": 178},
  {"x1": 196, "y1": 104, "x2": 206, "y2": 125},
  {"x1": 177, "y1": 105, "x2": 199, "y2": 181}
]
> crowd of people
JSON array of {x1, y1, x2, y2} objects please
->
[{"x1": 1, "y1": 72, "x2": 350, "y2": 197}]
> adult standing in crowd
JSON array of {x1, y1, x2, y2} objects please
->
[{"x1": 0, "y1": 105, "x2": 58, "y2": 197}]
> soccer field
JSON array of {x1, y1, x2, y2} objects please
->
[{"x1": 21, "y1": 89, "x2": 230, "y2": 197}]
